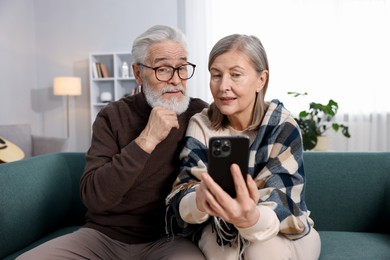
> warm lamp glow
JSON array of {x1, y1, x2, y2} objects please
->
[
  {"x1": 53, "y1": 77, "x2": 82, "y2": 96},
  {"x1": 53, "y1": 76, "x2": 82, "y2": 138}
]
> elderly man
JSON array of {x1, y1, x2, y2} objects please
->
[{"x1": 17, "y1": 25, "x2": 208, "y2": 260}]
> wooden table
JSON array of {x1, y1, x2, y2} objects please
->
[{"x1": 0, "y1": 136, "x2": 25, "y2": 163}]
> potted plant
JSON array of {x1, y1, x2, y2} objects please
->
[{"x1": 287, "y1": 91, "x2": 351, "y2": 151}]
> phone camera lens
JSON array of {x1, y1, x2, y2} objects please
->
[
  {"x1": 211, "y1": 139, "x2": 231, "y2": 157},
  {"x1": 222, "y1": 141, "x2": 230, "y2": 152},
  {"x1": 213, "y1": 140, "x2": 222, "y2": 148}
]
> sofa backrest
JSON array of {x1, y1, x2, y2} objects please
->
[
  {"x1": 1, "y1": 151, "x2": 389, "y2": 258},
  {"x1": 303, "y1": 152, "x2": 390, "y2": 233},
  {"x1": 0, "y1": 152, "x2": 86, "y2": 259}
]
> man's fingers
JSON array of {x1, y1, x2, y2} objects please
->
[{"x1": 149, "y1": 107, "x2": 179, "y2": 136}]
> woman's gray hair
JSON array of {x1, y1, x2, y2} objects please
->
[
  {"x1": 207, "y1": 34, "x2": 270, "y2": 130},
  {"x1": 131, "y1": 25, "x2": 188, "y2": 64}
]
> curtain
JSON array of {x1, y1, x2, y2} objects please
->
[
  {"x1": 180, "y1": 0, "x2": 214, "y2": 104},
  {"x1": 182, "y1": 0, "x2": 390, "y2": 151}
]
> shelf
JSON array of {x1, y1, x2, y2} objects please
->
[{"x1": 89, "y1": 52, "x2": 138, "y2": 128}]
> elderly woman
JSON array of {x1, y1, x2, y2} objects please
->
[{"x1": 166, "y1": 34, "x2": 321, "y2": 260}]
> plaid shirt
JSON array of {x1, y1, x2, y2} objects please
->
[{"x1": 166, "y1": 99, "x2": 313, "y2": 245}]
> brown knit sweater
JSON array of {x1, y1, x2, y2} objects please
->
[{"x1": 80, "y1": 93, "x2": 208, "y2": 244}]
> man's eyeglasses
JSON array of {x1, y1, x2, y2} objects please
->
[{"x1": 138, "y1": 62, "x2": 196, "y2": 82}]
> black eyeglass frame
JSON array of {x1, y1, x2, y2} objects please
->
[{"x1": 137, "y1": 62, "x2": 196, "y2": 82}]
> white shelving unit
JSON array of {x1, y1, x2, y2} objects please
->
[{"x1": 89, "y1": 52, "x2": 138, "y2": 126}]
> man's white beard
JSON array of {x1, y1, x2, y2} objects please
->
[{"x1": 142, "y1": 82, "x2": 190, "y2": 115}]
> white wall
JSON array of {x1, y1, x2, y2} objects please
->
[
  {"x1": 0, "y1": 0, "x2": 181, "y2": 152},
  {"x1": 0, "y1": 0, "x2": 39, "y2": 128}
]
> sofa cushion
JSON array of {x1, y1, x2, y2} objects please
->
[
  {"x1": 3, "y1": 226, "x2": 81, "y2": 260},
  {"x1": 304, "y1": 152, "x2": 390, "y2": 233},
  {"x1": 319, "y1": 231, "x2": 390, "y2": 260}
]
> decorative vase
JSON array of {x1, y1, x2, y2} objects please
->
[
  {"x1": 121, "y1": 62, "x2": 130, "y2": 78},
  {"x1": 100, "y1": 92, "x2": 113, "y2": 103}
]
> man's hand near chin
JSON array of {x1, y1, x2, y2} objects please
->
[{"x1": 135, "y1": 107, "x2": 179, "y2": 153}]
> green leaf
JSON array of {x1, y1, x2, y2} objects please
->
[{"x1": 288, "y1": 91, "x2": 351, "y2": 150}]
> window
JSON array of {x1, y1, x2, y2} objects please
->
[{"x1": 183, "y1": 0, "x2": 390, "y2": 151}]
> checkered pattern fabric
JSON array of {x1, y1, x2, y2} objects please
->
[{"x1": 166, "y1": 99, "x2": 312, "y2": 245}]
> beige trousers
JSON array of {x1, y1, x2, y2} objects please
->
[
  {"x1": 16, "y1": 227, "x2": 205, "y2": 260},
  {"x1": 199, "y1": 224, "x2": 321, "y2": 260}
]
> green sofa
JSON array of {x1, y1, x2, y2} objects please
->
[
  {"x1": 1, "y1": 152, "x2": 389, "y2": 259},
  {"x1": 0, "y1": 153, "x2": 86, "y2": 260}
]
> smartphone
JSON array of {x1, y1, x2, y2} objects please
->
[{"x1": 208, "y1": 136, "x2": 249, "y2": 197}]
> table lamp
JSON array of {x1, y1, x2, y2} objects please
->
[{"x1": 53, "y1": 77, "x2": 82, "y2": 138}]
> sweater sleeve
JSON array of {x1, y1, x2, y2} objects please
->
[
  {"x1": 179, "y1": 191, "x2": 209, "y2": 224},
  {"x1": 237, "y1": 205, "x2": 279, "y2": 242},
  {"x1": 80, "y1": 106, "x2": 150, "y2": 213}
]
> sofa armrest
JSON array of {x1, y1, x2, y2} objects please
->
[
  {"x1": 0, "y1": 153, "x2": 86, "y2": 259},
  {"x1": 32, "y1": 135, "x2": 67, "y2": 156}
]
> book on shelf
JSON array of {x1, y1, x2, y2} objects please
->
[
  {"x1": 100, "y1": 63, "x2": 110, "y2": 78},
  {"x1": 92, "y1": 62, "x2": 98, "y2": 78},
  {"x1": 96, "y1": 62, "x2": 103, "y2": 78}
]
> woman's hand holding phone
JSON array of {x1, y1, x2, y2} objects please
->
[{"x1": 195, "y1": 164, "x2": 260, "y2": 228}]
